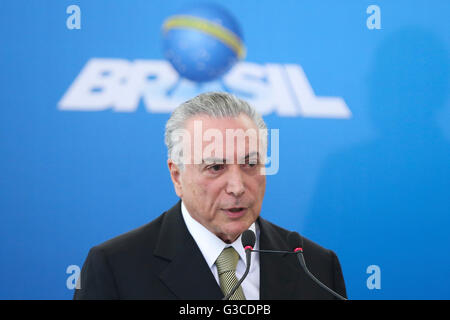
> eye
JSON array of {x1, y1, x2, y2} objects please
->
[
  {"x1": 207, "y1": 164, "x2": 225, "y2": 173},
  {"x1": 243, "y1": 158, "x2": 259, "y2": 168}
]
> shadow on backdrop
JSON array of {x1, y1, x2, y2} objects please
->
[{"x1": 305, "y1": 27, "x2": 450, "y2": 299}]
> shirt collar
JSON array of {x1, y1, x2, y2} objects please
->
[{"x1": 181, "y1": 201, "x2": 257, "y2": 269}]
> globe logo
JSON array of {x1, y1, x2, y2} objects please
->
[{"x1": 162, "y1": 4, "x2": 245, "y2": 82}]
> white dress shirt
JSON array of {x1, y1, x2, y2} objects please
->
[{"x1": 181, "y1": 201, "x2": 260, "y2": 300}]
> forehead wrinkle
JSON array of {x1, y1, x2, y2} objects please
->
[{"x1": 201, "y1": 151, "x2": 260, "y2": 165}]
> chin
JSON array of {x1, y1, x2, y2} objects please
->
[{"x1": 222, "y1": 220, "x2": 253, "y2": 242}]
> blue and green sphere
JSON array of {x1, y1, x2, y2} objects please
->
[{"x1": 162, "y1": 4, "x2": 245, "y2": 82}]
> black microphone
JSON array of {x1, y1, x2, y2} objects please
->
[
  {"x1": 288, "y1": 232, "x2": 347, "y2": 300},
  {"x1": 222, "y1": 229, "x2": 256, "y2": 300}
]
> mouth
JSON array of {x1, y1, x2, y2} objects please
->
[{"x1": 221, "y1": 207, "x2": 248, "y2": 219}]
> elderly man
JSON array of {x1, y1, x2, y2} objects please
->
[{"x1": 74, "y1": 92, "x2": 347, "y2": 300}]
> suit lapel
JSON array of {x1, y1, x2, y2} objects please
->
[
  {"x1": 153, "y1": 203, "x2": 309, "y2": 299},
  {"x1": 154, "y1": 201, "x2": 224, "y2": 300},
  {"x1": 258, "y1": 217, "x2": 304, "y2": 299}
]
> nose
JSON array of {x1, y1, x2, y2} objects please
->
[{"x1": 225, "y1": 165, "x2": 245, "y2": 197}]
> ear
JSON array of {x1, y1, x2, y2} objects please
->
[{"x1": 168, "y1": 159, "x2": 183, "y2": 198}]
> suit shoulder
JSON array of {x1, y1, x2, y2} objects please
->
[
  {"x1": 259, "y1": 217, "x2": 335, "y2": 259},
  {"x1": 258, "y1": 217, "x2": 291, "y2": 241},
  {"x1": 92, "y1": 211, "x2": 166, "y2": 257},
  {"x1": 302, "y1": 235, "x2": 333, "y2": 254}
]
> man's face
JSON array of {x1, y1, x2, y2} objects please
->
[{"x1": 168, "y1": 114, "x2": 266, "y2": 243}]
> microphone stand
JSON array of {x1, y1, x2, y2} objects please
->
[
  {"x1": 295, "y1": 250, "x2": 347, "y2": 300},
  {"x1": 249, "y1": 248, "x2": 348, "y2": 300}
]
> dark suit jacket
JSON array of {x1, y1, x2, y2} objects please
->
[{"x1": 74, "y1": 201, "x2": 347, "y2": 300}]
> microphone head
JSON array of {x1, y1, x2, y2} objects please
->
[
  {"x1": 287, "y1": 231, "x2": 304, "y2": 252},
  {"x1": 241, "y1": 229, "x2": 256, "y2": 250}
]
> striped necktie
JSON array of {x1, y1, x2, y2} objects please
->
[{"x1": 215, "y1": 247, "x2": 246, "y2": 300}]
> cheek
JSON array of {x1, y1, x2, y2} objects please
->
[
  {"x1": 201, "y1": 182, "x2": 223, "y2": 203},
  {"x1": 195, "y1": 175, "x2": 213, "y2": 193},
  {"x1": 253, "y1": 175, "x2": 266, "y2": 194},
  {"x1": 185, "y1": 176, "x2": 216, "y2": 204}
]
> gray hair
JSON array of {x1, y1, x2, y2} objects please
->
[{"x1": 164, "y1": 92, "x2": 267, "y2": 166}]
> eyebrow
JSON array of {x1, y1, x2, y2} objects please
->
[{"x1": 202, "y1": 152, "x2": 260, "y2": 165}]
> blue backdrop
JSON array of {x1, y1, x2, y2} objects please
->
[{"x1": 0, "y1": 0, "x2": 449, "y2": 299}]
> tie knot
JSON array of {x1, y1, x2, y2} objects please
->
[{"x1": 215, "y1": 247, "x2": 239, "y2": 275}]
